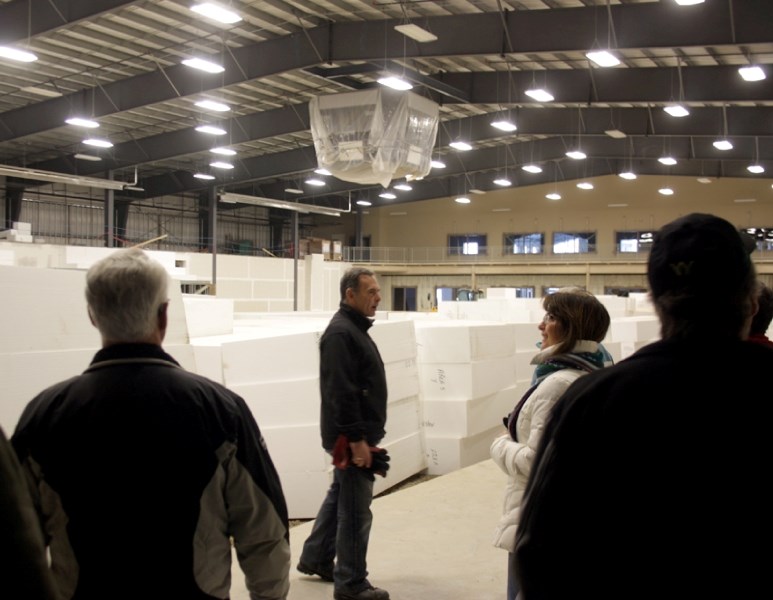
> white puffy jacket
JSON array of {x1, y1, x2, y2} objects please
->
[{"x1": 490, "y1": 341, "x2": 600, "y2": 552}]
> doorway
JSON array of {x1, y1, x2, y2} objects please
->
[{"x1": 392, "y1": 286, "x2": 417, "y2": 311}]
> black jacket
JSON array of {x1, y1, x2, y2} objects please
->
[
  {"x1": 12, "y1": 343, "x2": 290, "y2": 600},
  {"x1": 514, "y1": 337, "x2": 773, "y2": 599},
  {"x1": 319, "y1": 304, "x2": 388, "y2": 450}
]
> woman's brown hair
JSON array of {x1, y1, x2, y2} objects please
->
[{"x1": 542, "y1": 287, "x2": 611, "y2": 355}]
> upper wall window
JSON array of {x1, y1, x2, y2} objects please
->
[
  {"x1": 616, "y1": 230, "x2": 655, "y2": 253},
  {"x1": 553, "y1": 231, "x2": 596, "y2": 254},
  {"x1": 449, "y1": 234, "x2": 487, "y2": 255},
  {"x1": 504, "y1": 232, "x2": 544, "y2": 255},
  {"x1": 743, "y1": 227, "x2": 773, "y2": 251}
]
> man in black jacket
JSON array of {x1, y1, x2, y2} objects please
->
[
  {"x1": 298, "y1": 267, "x2": 390, "y2": 600},
  {"x1": 12, "y1": 248, "x2": 290, "y2": 600},
  {"x1": 514, "y1": 213, "x2": 773, "y2": 599}
]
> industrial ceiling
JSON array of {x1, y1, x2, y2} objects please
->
[{"x1": 0, "y1": 0, "x2": 771, "y2": 215}]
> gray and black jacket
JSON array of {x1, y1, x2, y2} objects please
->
[{"x1": 12, "y1": 343, "x2": 290, "y2": 600}]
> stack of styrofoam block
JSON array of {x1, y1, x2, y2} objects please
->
[
  {"x1": 370, "y1": 319, "x2": 426, "y2": 497},
  {"x1": 415, "y1": 320, "x2": 519, "y2": 475},
  {"x1": 607, "y1": 315, "x2": 660, "y2": 360},
  {"x1": 0, "y1": 221, "x2": 33, "y2": 243},
  {"x1": 596, "y1": 294, "x2": 637, "y2": 318}
]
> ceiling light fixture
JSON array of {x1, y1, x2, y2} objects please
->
[
  {"x1": 190, "y1": 2, "x2": 242, "y2": 24},
  {"x1": 566, "y1": 150, "x2": 586, "y2": 160},
  {"x1": 356, "y1": 199, "x2": 372, "y2": 206},
  {"x1": 305, "y1": 177, "x2": 326, "y2": 186},
  {"x1": 66, "y1": 117, "x2": 99, "y2": 128},
  {"x1": 469, "y1": 188, "x2": 486, "y2": 195},
  {"x1": 210, "y1": 147, "x2": 236, "y2": 156},
  {"x1": 525, "y1": 88, "x2": 554, "y2": 102},
  {"x1": 747, "y1": 164, "x2": 765, "y2": 174},
  {"x1": 664, "y1": 104, "x2": 690, "y2": 118},
  {"x1": 747, "y1": 137, "x2": 764, "y2": 173},
  {"x1": 739, "y1": 65, "x2": 765, "y2": 82},
  {"x1": 182, "y1": 58, "x2": 225, "y2": 73},
  {"x1": 74, "y1": 153, "x2": 102, "y2": 162},
  {"x1": 713, "y1": 139, "x2": 733, "y2": 151},
  {"x1": 284, "y1": 187, "x2": 304, "y2": 194},
  {"x1": 394, "y1": 183, "x2": 412, "y2": 191},
  {"x1": 219, "y1": 192, "x2": 343, "y2": 216},
  {"x1": 193, "y1": 172, "x2": 216, "y2": 180},
  {"x1": 659, "y1": 187, "x2": 675, "y2": 195},
  {"x1": 314, "y1": 168, "x2": 332, "y2": 176},
  {"x1": 21, "y1": 86, "x2": 62, "y2": 97},
  {"x1": 586, "y1": 50, "x2": 620, "y2": 68},
  {"x1": 577, "y1": 182, "x2": 594, "y2": 190},
  {"x1": 195, "y1": 99, "x2": 231, "y2": 112},
  {"x1": 546, "y1": 192, "x2": 562, "y2": 201},
  {"x1": 210, "y1": 161, "x2": 234, "y2": 169},
  {"x1": 455, "y1": 196, "x2": 471, "y2": 204},
  {"x1": 195, "y1": 124, "x2": 226, "y2": 135},
  {"x1": 0, "y1": 165, "x2": 126, "y2": 190},
  {"x1": 493, "y1": 177, "x2": 512, "y2": 187},
  {"x1": 377, "y1": 75, "x2": 412, "y2": 91},
  {"x1": 83, "y1": 138, "x2": 113, "y2": 148},
  {"x1": 674, "y1": 0, "x2": 705, "y2": 5},
  {"x1": 619, "y1": 171, "x2": 637, "y2": 180},
  {"x1": 394, "y1": 23, "x2": 437, "y2": 43},
  {"x1": 604, "y1": 129, "x2": 626, "y2": 139},
  {"x1": 450, "y1": 140, "x2": 473, "y2": 151},
  {"x1": 491, "y1": 119, "x2": 517, "y2": 132},
  {"x1": 0, "y1": 46, "x2": 38, "y2": 62},
  {"x1": 658, "y1": 156, "x2": 677, "y2": 166},
  {"x1": 522, "y1": 164, "x2": 543, "y2": 174},
  {"x1": 379, "y1": 192, "x2": 396, "y2": 199},
  {"x1": 431, "y1": 159, "x2": 446, "y2": 169}
]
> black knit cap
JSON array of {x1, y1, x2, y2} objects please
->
[{"x1": 647, "y1": 213, "x2": 755, "y2": 298}]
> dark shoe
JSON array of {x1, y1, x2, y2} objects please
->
[
  {"x1": 296, "y1": 561, "x2": 334, "y2": 582},
  {"x1": 334, "y1": 585, "x2": 390, "y2": 600}
]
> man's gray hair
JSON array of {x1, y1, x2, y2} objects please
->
[
  {"x1": 339, "y1": 267, "x2": 375, "y2": 300},
  {"x1": 85, "y1": 248, "x2": 169, "y2": 342}
]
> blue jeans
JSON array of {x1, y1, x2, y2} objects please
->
[
  {"x1": 507, "y1": 551, "x2": 520, "y2": 600},
  {"x1": 300, "y1": 463, "x2": 375, "y2": 595}
]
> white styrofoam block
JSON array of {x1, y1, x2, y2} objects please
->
[
  {"x1": 512, "y1": 322, "x2": 542, "y2": 351},
  {"x1": 383, "y1": 395, "x2": 421, "y2": 443},
  {"x1": 414, "y1": 321, "x2": 517, "y2": 363},
  {"x1": 261, "y1": 424, "x2": 329, "y2": 473},
  {"x1": 277, "y1": 469, "x2": 332, "y2": 519},
  {"x1": 420, "y1": 385, "x2": 520, "y2": 438},
  {"x1": 418, "y1": 355, "x2": 518, "y2": 401},
  {"x1": 373, "y1": 431, "x2": 427, "y2": 497},
  {"x1": 190, "y1": 344, "x2": 224, "y2": 383},
  {"x1": 607, "y1": 316, "x2": 660, "y2": 343},
  {"x1": 485, "y1": 288, "x2": 517, "y2": 299},
  {"x1": 232, "y1": 377, "x2": 320, "y2": 428},
  {"x1": 371, "y1": 319, "x2": 417, "y2": 363},
  {"x1": 384, "y1": 358, "x2": 420, "y2": 402},
  {"x1": 424, "y1": 425, "x2": 501, "y2": 475},
  {"x1": 183, "y1": 295, "x2": 234, "y2": 337},
  {"x1": 514, "y1": 349, "x2": 537, "y2": 382},
  {"x1": 600, "y1": 341, "x2": 623, "y2": 365},
  {"x1": 12, "y1": 221, "x2": 32, "y2": 233},
  {"x1": 220, "y1": 330, "x2": 321, "y2": 386}
]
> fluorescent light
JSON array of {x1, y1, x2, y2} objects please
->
[
  {"x1": 195, "y1": 99, "x2": 231, "y2": 112},
  {"x1": 431, "y1": 159, "x2": 446, "y2": 169},
  {"x1": 747, "y1": 164, "x2": 765, "y2": 174},
  {"x1": 193, "y1": 172, "x2": 215, "y2": 180},
  {"x1": 713, "y1": 139, "x2": 733, "y2": 151},
  {"x1": 734, "y1": 198, "x2": 757, "y2": 203},
  {"x1": 394, "y1": 183, "x2": 412, "y2": 191},
  {"x1": 566, "y1": 150, "x2": 586, "y2": 160},
  {"x1": 66, "y1": 117, "x2": 99, "y2": 128},
  {"x1": 378, "y1": 76, "x2": 412, "y2": 91},
  {"x1": 74, "y1": 154, "x2": 102, "y2": 162},
  {"x1": 608, "y1": 203, "x2": 629, "y2": 208},
  {"x1": 195, "y1": 124, "x2": 226, "y2": 135},
  {"x1": 284, "y1": 188, "x2": 304, "y2": 194},
  {"x1": 491, "y1": 120, "x2": 517, "y2": 132},
  {"x1": 314, "y1": 168, "x2": 332, "y2": 176},
  {"x1": 546, "y1": 192, "x2": 561, "y2": 200},
  {"x1": 455, "y1": 196, "x2": 471, "y2": 204},
  {"x1": 586, "y1": 50, "x2": 620, "y2": 67},
  {"x1": 577, "y1": 182, "x2": 594, "y2": 190},
  {"x1": 210, "y1": 161, "x2": 234, "y2": 169},
  {"x1": 658, "y1": 187, "x2": 675, "y2": 195},
  {"x1": 522, "y1": 164, "x2": 542, "y2": 174},
  {"x1": 492, "y1": 208, "x2": 511, "y2": 212},
  {"x1": 379, "y1": 192, "x2": 396, "y2": 199},
  {"x1": 183, "y1": 58, "x2": 224, "y2": 73},
  {"x1": 83, "y1": 138, "x2": 113, "y2": 148},
  {"x1": 525, "y1": 88, "x2": 554, "y2": 102},
  {"x1": 450, "y1": 140, "x2": 472, "y2": 151},
  {"x1": 394, "y1": 23, "x2": 437, "y2": 43},
  {"x1": 21, "y1": 86, "x2": 62, "y2": 97},
  {"x1": 305, "y1": 177, "x2": 325, "y2": 186},
  {"x1": 219, "y1": 192, "x2": 342, "y2": 217},
  {"x1": 0, "y1": 165, "x2": 126, "y2": 190},
  {"x1": 0, "y1": 46, "x2": 38, "y2": 62},
  {"x1": 210, "y1": 147, "x2": 236, "y2": 155},
  {"x1": 390, "y1": 211, "x2": 408, "y2": 216},
  {"x1": 619, "y1": 171, "x2": 637, "y2": 180},
  {"x1": 674, "y1": 0, "x2": 704, "y2": 5},
  {"x1": 124, "y1": 185, "x2": 144, "y2": 192},
  {"x1": 739, "y1": 66, "x2": 765, "y2": 82},
  {"x1": 605, "y1": 129, "x2": 627, "y2": 139},
  {"x1": 664, "y1": 104, "x2": 690, "y2": 117},
  {"x1": 493, "y1": 177, "x2": 512, "y2": 187},
  {"x1": 659, "y1": 156, "x2": 677, "y2": 165},
  {"x1": 356, "y1": 200, "x2": 372, "y2": 206},
  {"x1": 190, "y1": 3, "x2": 242, "y2": 24},
  {"x1": 697, "y1": 177, "x2": 713, "y2": 183},
  {"x1": 469, "y1": 189, "x2": 486, "y2": 195}
]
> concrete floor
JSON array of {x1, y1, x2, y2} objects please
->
[{"x1": 231, "y1": 459, "x2": 507, "y2": 599}]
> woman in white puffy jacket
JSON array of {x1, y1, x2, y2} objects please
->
[{"x1": 490, "y1": 287, "x2": 611, "y2": 600}]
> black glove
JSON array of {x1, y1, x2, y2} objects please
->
[{"x1": 367, "y1": 447, "x2": 390, "y2": 478}]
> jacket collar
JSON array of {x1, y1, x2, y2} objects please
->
[
  {"x1": 339, "y1": 302, "x2": 373, "y2": 332},
  {"x1": 91, "y1": 343, "x2": 180, "y2": 366}
]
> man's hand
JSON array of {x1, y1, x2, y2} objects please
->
[{"x1": 349, "y1": 439, "x2": 372, "y2": 469}]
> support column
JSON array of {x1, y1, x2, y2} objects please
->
[{"x1": 4, "y1": 182, "x2": 24, "y2": 228}]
